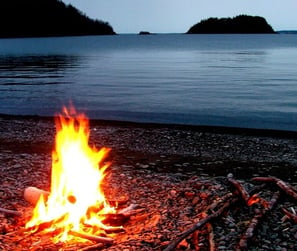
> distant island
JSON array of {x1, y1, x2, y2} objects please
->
[
  {"x1": 187, "y1": 15, "x2": 275, "y2": 34},
  {"x1": 0, "y1": 0, "x2": 116, "y2": 38},
  {"x1": 138, "y1": 31, "x2": 152, "y2": 35}
]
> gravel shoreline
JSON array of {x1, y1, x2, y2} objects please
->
[
  {"x1": 1, "y1": 114, "x2": 297, "y2": 181},
  {"x1": 0, "y1": 115, "x2": 296, "y2": 250}
]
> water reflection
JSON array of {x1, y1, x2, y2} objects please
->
[
  {"x1": 0, "y1": 55, "x2": 79, "y2": 84},
  {"x1": 0, "y1": 55, "x2": 80, "y2": 115}
]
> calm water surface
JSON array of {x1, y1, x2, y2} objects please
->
[{"x1": 1, "y1": 34, "x2": 297, "y2": 131}]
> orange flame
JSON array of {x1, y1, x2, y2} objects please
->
[
  {"x1": 247, "y1": 194, "x2": 260, "y2": 206},
  {"x1": 25, "y1": 107, "x2": 115, "y2": 242}
]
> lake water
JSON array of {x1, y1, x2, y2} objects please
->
[{"x1": 1, "y1": 34, "x2": 297, "y2": 131}]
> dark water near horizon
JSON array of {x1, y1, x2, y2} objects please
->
[{"x1": 1, "y1": 34, "x2": 297, "y2": 131}]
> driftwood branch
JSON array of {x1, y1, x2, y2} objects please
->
[
  {"x1": 227, "y1": 174, "x2": 252, "y2": 205},
  {"x1": 282, "y1": 207, "x2": 297, "y2": 223},
  {"x1": 205, "y1": 192, "x2": 233, "y2": 212},
  {"x1": 227, "y1": 175, "x2": 263, "y2": 207},
  {"x1": 0, "y1": 207, "x2": 22, "y2": 217},
  {"x1": 252, "y1": 177, "x2": 297, "y2": 201},
  {"x1": 207, "y1": 222, "x2": 215, "y2": 251},
  {"x1": 192, "y1": 230, "x2": 199, "y2": 251},
  {"x1": 164, "y1": 195, "x2": 238, "y2": 251},
  {"x1": 237, "y1": 191, "x2": 280, "y2": 251}
]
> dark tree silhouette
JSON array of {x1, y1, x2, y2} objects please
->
[
  {"x1": 0, "y1": 0, "x2": 116, "y2": 38},
  {"x1": 187, "y1": 15, "x2": 275, "y2": 34}
]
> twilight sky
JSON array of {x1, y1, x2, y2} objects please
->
[{"x1": 61, "y1": 0, "x2": 297, "y2": 33}]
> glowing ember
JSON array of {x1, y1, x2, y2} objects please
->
[
  {"x1": 25, "y1": 107, "x2": 116, "y2": 242},
  {"x1": 247, "y1": 194, "x2": 260, "y2": 206}
]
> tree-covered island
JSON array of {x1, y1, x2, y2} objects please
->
[
  {"x1": 187, "y1": 15, "x2": 275, "y2": 34},
  {"x1": 0, "y1": 0, "x2": 116, "y2": 38}
]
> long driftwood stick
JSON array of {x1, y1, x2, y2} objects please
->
[
  {"x1": 69, "y1": 230, "x2": 114, "y2": 244},
  {"x1": 0, "y1": 207, "x2": 22, "y2": 217},
  {"x1": 237, "y1": 191, "x2": 280, "y2": 251},
  {"x1": 164, "y1": 196, "x2": 238, "y2": 251},
  {"x1": 252, "y1": 177, "x2": 297, "y2": 201}
]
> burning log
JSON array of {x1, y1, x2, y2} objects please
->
[
  {"x1": 164, "y1": 194, "x2": 238, "y2": 251},
  {"x1": 237, "y1": 191, "x2": 280, "y2": 251},
  {"x1": 23, "y1": 186, "x2": 136, "y2": 217},
  {"x1": 0, "y1": 207, "x2": 22, "y2": 217},
  {"x1": 23, "y1": 186, "x2": 49, "y2": 205},
  {"x1": 252, "y1": 177, "x2": 297, "y2": 201}
]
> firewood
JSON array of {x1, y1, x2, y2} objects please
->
[
  {"x1": 281, "y1": 207, "x2": 297, "y2": 223},
  {"x1": 78, "y1": 243, "x2": 104, "y2": 251},
  {"x1": 252, "y1": 177, "x2": 297, "y2": 201},
  {"x1": 101, "y1": 213, "x2": 127, "y2": 226},
  {"x1": 69, "y1": 230, "x2": 114, "y2": 244},
  {"x1": 23, "y1": 186, "x2": 49, "y2": 205},
  {"x1": 228, "y1": 174, "x2": 259, "y2": 206},
  {"x1": 205, "y1": 192, "x2": 233, "y2": 211},
  {"x1": 26, "y1": 214, "x2": 67, "y2": 233},
  {"x1": 207, "y1": 222, "x2": 215, "y2": 251},
  {"x1": 164, "y1": 195, "x2": 238, "y2": 251},
  {"x1": 227, "y1": 174, "x2": 251, "y2": 203},
  {"x1": 237, "y1": 191, "x2": 280, "y2": 251},
  {"x1": 195, "y1": 212, "x2": 215, "y2": 251},
  {"x1": 0, "y1": 207, "x2": 22, "y2": 217},
  {"x1": 192, "y1": 230, "x2": 199, "y2": 251},
  {"x1": 117, "y1": 203, "x2": 139, "y2": 216}
]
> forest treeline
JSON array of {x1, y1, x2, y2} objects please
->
[
  {"x1": 0, "y1": 0, "x2": 116, "y2": 38},
  {"x1": 187, "y1": 15, "x2": 275, "y2": 34}
]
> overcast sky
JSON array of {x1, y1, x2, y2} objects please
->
[{"x1": 61, "y1": 0, "x2": 297, "y2": 33}]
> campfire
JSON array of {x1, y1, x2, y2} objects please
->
[{"x1": 23, "y1": 107, "x2": 131, "y2": 245}]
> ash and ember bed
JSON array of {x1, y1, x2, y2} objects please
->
[{"x1": 0, "y1": 112, "x2": 296, "y2": 251}]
